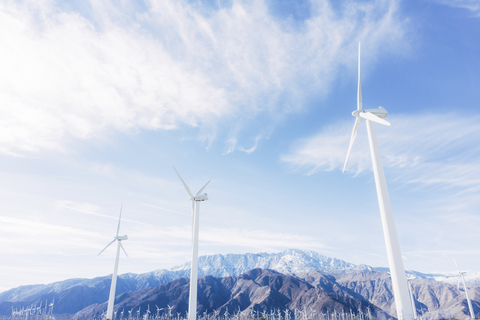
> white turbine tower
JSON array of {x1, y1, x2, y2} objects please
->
[
  {"x1": 173, "y1": 167, "x2": 210, "y2": 320},
  {"x1": 453, "y1": 258, "x2": 475, "y2": 319},
  {"x1": 98, "y1": 205, "x2": 129, "y2": 320},
  {"x1": 343, "y1": 42, "x2": 414, "y2": 320}
]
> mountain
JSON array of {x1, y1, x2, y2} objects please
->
[
  {"x1": 74, "y1": 269, "x2": 389, "y2": 320},
  {"x1": 1, "y1": 249, "x2": 479, "y2": 318},
  {"x1": 331, "y1": 269, "x2": 480, "y2": 319},
  {"x1": 0, "y1": 249, "x2": 369, "y2": 311},
  {"x1": 433, "y1": 271, "x2": 480, "y2": 287}
]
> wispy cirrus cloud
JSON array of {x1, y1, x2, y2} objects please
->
[
  {"x1": 0, "y1": 0, "x2": 410, "y2": 155},
  {"x1": 281, "y1": 113, "x2": 480, "y2": 193},
  {"x1": 434, "y1": 0, "x2": 480, "y2": 17}
]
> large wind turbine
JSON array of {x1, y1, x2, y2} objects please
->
[
  {"x1": 173, "y1": 167, "x2": 210, "y2": 320},
  {"x1": 343, "y1": 42, "x2": 414, "y2": 320},
  {"x1": 98, "y1": 205, "x2": 129, "y2": 320},
  {"x1": 453, "y1": 258, "x2": 475, "y2": 319}
]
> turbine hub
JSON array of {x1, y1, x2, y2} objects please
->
[{"x1": 194, "y1": 193, "x2": 208, "y2": 201}]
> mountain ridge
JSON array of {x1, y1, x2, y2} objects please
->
[
  {"x1": 74, "y1": 268, "x2": 390, "y2": 320},
  {"x1": 1, "y1": 249, "x2": 479, "y2": 318}
]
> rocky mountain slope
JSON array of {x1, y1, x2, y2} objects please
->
[
  {"x1": 74, "y1": 269, "x2": 389, "y2": 320},
  {"x1": 331, "y1": 269, "x2": 480, "y2": 319}
]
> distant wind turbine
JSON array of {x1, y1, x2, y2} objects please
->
[
  {"x1": 173, "y1": 167, "x2": 210, "y2": 320},
  {"x1": 453, "y1": 258, "x2": 475, "y2": 319},
  {"x1": 406, "y1": 277, "x2": 418, "y2": 320},
  {"x1": 98, "y1": 205, "x2": 129, "y2": 320},
  {"x1": 343, "y1": 42, "x2": 414, "y2": 320}
]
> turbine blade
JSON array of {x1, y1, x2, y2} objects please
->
[
  {"x1": 453, "y1": 258, "x2": 461, "y2": 272},
  {"x1": 358, "y1": 41, "x2": 362, "y2": 111},
  {"x1": 98, "y1": 239, "x2": 116, "y2": 256},
  {"x1": 120, "y1": 242, "x2": 129, "y2": 257},
  {"x1": 343, "y1": 117, "x2": 361, "y2": 173},
  {"x1": 173, "y1": 166, "x2": 193, "y2": 198},
  {"x1": 359, "y1": 112, "x2": 391, "y2": 126},
  {"x1": 116, "y1": 204, "x2": 123, "y2": 237},
  {"x1": 196, "y1": 180, "x2": 211, "y2": 196}
]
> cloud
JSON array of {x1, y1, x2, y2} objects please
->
[
  {"x1": 0, "y1": 216, "x2": 103, "y2": 254},
  {"x1": 434, "y1": 0, "x2": 480, "y2": 17},
  {"x1": 199, "y1": 227, "x2": 329, "y2": 252},
  {"x1": 281, "y1": 113, "x2": 480, "y2": 193},
  {"x1": 0, "y1": 0, "x2": 409, "y2": 155},
  {"x1": 125, "y1": 224, "x2": 329, "y2": 259}
]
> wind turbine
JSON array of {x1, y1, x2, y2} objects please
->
[
  {"x1": 406, "y1": 277, "x2": 417, "y2": 320},
  {"x1": 453, "y1": 258, "x2": 475, "y2": 319},
  {"x1": 173, "y1": 167, "x2": 210, "y2": 320},
  {"x1": 98, "y1": 205, "x2": 129, "y2": 320},
  {"x1": 343, "y1": 42, "x2": 414, "y2": 320}
]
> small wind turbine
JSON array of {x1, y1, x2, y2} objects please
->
[
  {"x1": 98, "y1": 205, "x2": 129, "y2": 320},
  {"x1": 453, "y1": 258, "x2": 475, "y2": 319},
  {"x1": 173, "y1": 167, "x2": 210, "y2": 320},
  {"x1": 406, "y1": 277, "x2": 417, "y2": 320},
  {"x1": 47, "y1": 299, "x2": 54, "y2": 319},
  {"x1": 343, "y1": 42, "x2": 414, "y2": 320},
  {"x1": 155, "y1": 305, "x2": 163, "y2": 320}
]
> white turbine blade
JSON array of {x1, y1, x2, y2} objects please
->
[
  {"x1": 196, "y1": 180, "x2": 211, "y2": 196},
  {"x1": 173, "y1": 166, "x2": 193, "y2": 198},
  {"x1": 359, "y1": 112, "x2": 391, "y2": 126},
  {"x1": 98, "y1": 239, "x2": 116, "y2": 256},
  {"x1": 120, "y1": 242, "x2": 129, "y2": 257},
  {"x1": 116, "y1": 204, "x2": 123, "y2": 237},
  {"x1": 453, "y1": 258, "x2": 461, "y2": 272},
  {"x1": 358, "y1": 41, "x2": 362, "y2": 111},
  {"x1": 343, "y1": 117, "x2": 361, "y2": 173}
]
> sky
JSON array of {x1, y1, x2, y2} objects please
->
[{"x1": 1, "y1": 0, "x2": 480, "y2": 293}]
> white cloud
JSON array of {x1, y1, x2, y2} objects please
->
[
  {"x1": 0, "y1": 216, "x2": 103, "y2": 254},
  {"x1": 434, "y1": 0, "x2": 480, "y2": 16},
  {"x1": 0, "y1": 0, "x2": 409, "y2": 155},
  {"x1": 199, "y1": 226, "x2": 329, "y2": 252},
  {"x1": 281, "y1": 113, "x2": 480, "y2": 193}
]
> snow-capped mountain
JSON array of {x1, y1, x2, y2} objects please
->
[
  {"x1": 170, "y1": 248, "x2": 369, "y2": 277},
  {"x1": 1, "y1": 249, "x2": 479, "y2": 316}
]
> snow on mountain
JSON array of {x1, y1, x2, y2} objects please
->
[
  {"x1": 169, "y1": 248, "x2": 369, "y2": 278},
  {"x1": 374, "y1": 267, "x2": 480, "y2": 288},
  {"x1": 163, "y1": 248, "x2": 480, "y2": 287},
  {"x1": 433, "y1": 271, "x2": 480, "y2": 287}
]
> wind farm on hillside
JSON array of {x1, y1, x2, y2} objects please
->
[{"x1": 1, "y1": 1, "x2": 480, "y2": 320}]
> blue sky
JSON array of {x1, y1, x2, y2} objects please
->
[{"x1": 1, "y1": 0, "x2": 480, "y2": 292}]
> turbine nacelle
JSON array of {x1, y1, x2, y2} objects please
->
[
  {"x1": 193, "y1": 193, "x2": 208, "y2": 201},
  {"x1": 352, "y1": 107, "x2": 388, "y2": 119},
  {"x1": 116, "y1": 235, "x2": 128, "y2": 241}
]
